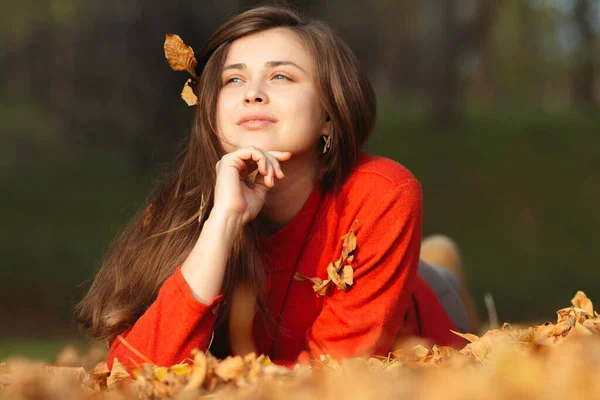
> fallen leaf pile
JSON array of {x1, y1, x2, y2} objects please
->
[
  {"x1": 3, "y1": 291, "x2": 600, "y2": 399},
  {"x1": 294, "y1": 220, "x2": 357, "y2": 296}
]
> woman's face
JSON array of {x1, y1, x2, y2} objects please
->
[{"x1": 216, "y1": 28, "x2": 327, "y2": 155}]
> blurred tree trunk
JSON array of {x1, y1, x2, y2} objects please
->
[
  {"x1": 428, "y1": 0, "x2": 497, "y2": 126},
  {"x1": 521, "y1": 0, "x2": 541, "y2": 101},
  {"x1": 572, "y1": 0, "x2": 597, "y2": 110},
  {"x1": 428, "y1": 0, "x2": 459, "y2": 125},
  {"x1": 471, "y1": 26, "x2": 495, "y2": 101}
]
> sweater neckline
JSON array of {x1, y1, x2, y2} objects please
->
[{"x1": 258, "y1": 182, "x2": 323, "y2": 254}]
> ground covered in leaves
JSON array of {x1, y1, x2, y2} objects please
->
[{"x1": 2, "y1": 291, "x2": 600, "y2": 399}]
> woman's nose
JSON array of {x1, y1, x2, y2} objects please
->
[{"x1": 244, "y1": 82, "x2": 268, "y2": 104}]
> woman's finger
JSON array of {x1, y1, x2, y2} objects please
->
[
  {"x1": 268, "y1": 151, "x2": 292, "y2": 161},
  {"x1": 252, "y1": 168, "x2": 270, "y2": 189},
  {"x1": 226, "y1": 147, "x2": 269, "y2": 177},
  {"x1": 264, "y1": 152, "x2": 285, "y2": 180},
  {"x1": 221, "y1": 147, "x2": 290, "y2": 186},
  {"x1": 265, "y1": 153, "x2": 275, "y2": 187}
]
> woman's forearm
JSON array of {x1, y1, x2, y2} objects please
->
[{"x1": 180, "y1": 208, "x2": 244, "y2": 304}]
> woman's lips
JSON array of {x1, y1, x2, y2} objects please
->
[{"x1": 239, "y1": 119, "x2": 276, "y2": 129}]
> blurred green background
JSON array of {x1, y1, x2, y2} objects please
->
[{"x1": 1, "y1": 0, "x2": 599, "y2": 361}]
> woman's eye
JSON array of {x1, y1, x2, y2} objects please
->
[
  {"x1": 273, "y1": 74, "x2": 291, "y2": 81},
  {"x1": 225, "y1": 77, "x2": 242, "y2": 84}
]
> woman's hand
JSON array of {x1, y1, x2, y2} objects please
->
[{"x1": 212, "y1": 146, "x2": 291, "y2": 226}]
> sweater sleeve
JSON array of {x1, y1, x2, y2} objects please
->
[
  {"x1": 106, "y1": 265, "x2": 223, "y2": 369},
  {"x1": 301, "y1": 181, "x2": 423, "y2": 361}
]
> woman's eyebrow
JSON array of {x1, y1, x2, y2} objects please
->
[
  {"x1": 266, "y1": 61, "x2": 307, "y2": 73},
  {"x1": 222, "y1": 61, "x2": 307, "y2": 73}
]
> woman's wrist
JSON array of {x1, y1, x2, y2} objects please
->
[
  {"x1": 207, "y1": 207, "x2": 246, "y2": 234},
  {"x1": 180, "y1": 208, "x2": 245, "y2": 304}
]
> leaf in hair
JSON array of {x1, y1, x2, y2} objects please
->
[
  {"x1": 143, "y1": 203, "x2": 154, "y2": 227},
  {"x1": 181, "y1": 78, "x2": 199, "y2": 106},
  {"x1": 164, "y1": 34, "x2": 198, "y2": 78}
]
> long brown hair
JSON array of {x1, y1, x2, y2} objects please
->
[{"x1": 75, "y1": 5, "x2": 376, "y2": 344}]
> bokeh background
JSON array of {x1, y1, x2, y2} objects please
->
[{"x1": 1, "y1": 0, "x2": 599, "y2": 360}]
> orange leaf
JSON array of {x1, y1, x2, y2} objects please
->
[
  {"x1": 181, "y1": 78, "x2": 199, "y2": 106},
  {"x1": 164, "y1": 33, "x2": 198, "y2": 78},
  {"x1": 341, "y1": 265, "x2": 353, "y2": 286},
  {"x1": 184, "y1": 349, "x2": 207, "y2": 391},
  {"x1": 107, "y1": 359, "x2": 130, "y2": 390},
  {"x1": 327, "y1": 263, "x2": 347, "y2": 291},
  {"x1": 571, "y1": 291, "x2": 594, "y2": 315},
  {"x1": 142, "y1": 203, "x2": 154, "y2": 227},
  {"x1": 450, "y1": 330, "x2": 480, "y2": 343},
  {"x1": 215, "y1": 356, "x2": 245, "y2": 381},
  {"x1": 314, "y1": 279, "x2": 331, "y2": 296}
]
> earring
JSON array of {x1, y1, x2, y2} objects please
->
[{"x1": 322, "y1": 135, "x2": 331, "y2": 154}]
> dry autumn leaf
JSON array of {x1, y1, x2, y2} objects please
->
[
  {"x1": 215, "y1": 356, "x2": 245, "y2": 381},
  {"x1": 86, "y1": 361, "x2": 110, "y2": 390},
  {"x1": 314, "y1": 279, "x2": 331, "y2": 296},
  {"x1": 181, "y1": 78, "x2": 199, "y2": 106},
  {"x1": 411, "y1": 344, "x2": 431, "y2": 360},
  {"x1": 183, "y1": 349, "x2": 207, "y2": 391},
  {"x1": 142, "y1": 203, "x2": 154, "y2": 227},
  {"x1": 297, "y1": 221, "x2": 358, "y2": 295},
  {"x1": 575, "y1": 320, "x2": 592, "y2": 336},
  {"x1": 450, "y1": 330, "x2": 480, "y2": 343},
  {"x1": 164, "y1": 34, "x2": 198, "y2": 78},
  {"x1": 294, "y1": 272, "x2": 322, "y2": 287},
  {"x1": 5, "y1": 292, "x2": 600, "y2": 400},
  {"x1": 341, "y1": 264, "x2": 353, "y2": 286},
  {"x1": 340, "y1": 226, "x2": 357, "y2": 260},
  {"x1": 572, "y1": 290, "x2": 594, "y2": 315},
  {"x1": 327, "y1": 262, "x2": 347, "y2": 291},
  {"x1": 107, "y1": 358, "x2": 130, "y2": 390}
]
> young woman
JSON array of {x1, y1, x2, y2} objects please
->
[{"x1": 75, "y1": 5, "x2": 475, "y2": 369}]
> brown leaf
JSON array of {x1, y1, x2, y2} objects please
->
[
  {"x1": 571, "y1": 291, "x2": 594, "y2": 315},
  {"x1": 450, "y1": 330, "x2": 480, "y2": 343},
  {"x1": 574, "y1": 320, "x2": 592, "y2": 336},
  {"x1": 533, "y1": 323, "x2": 570, "y2": 341},
  {"x1": 341, "y1": 228, "x2": 357, "y2": 260},
  {"x1": 333, "y1": 259, "x2": 342, "y2": 272},
  {"x1": 87, "y1": 361, "x2": 110, "y2": 389},
  {"x1": 181, "y1": 78, "x2": 199, "y2": 106},
  {"x1": 107, "y1": 358, "x2": 130, "y2": 390},
  {"x1": 431, "y1": 345, "x2": 458, "y2": 364},
  {"x1": 164, "y1": 33, "x2": 198, "y2": 78},
  {"x1": 410, "y1": 344, "x2": 430, "y2": 361},
  {"x1": 91, "y1": 361, "x2": 109, "y2": 376},
  {"x1": 293, "y1": 272, "x2": 307, "y2": 281},
  {"x1": 327, "y1": 262, "x2": 347, "y2": 291},
  {"x1": 343, "y1": 230, "x2": 357, "y2": 253},
  {"x1": 314, "y1": 279, "x2": 331, "y2": 296},
  {"x1": 295, "y1": 272, "x2": 323, "y2": 288},
  {"x1": 184, "y1": 349, "x2": 207, "y2": 391},
  {"x1": 215, "y1": 356, "x2": 245, "y2": 381},
  {"x1": 341, "y1": 265, "x2": 354, "y2": 286},
  {"x1": 142, "y1": 203, "x2": 154, "y2": 227}
]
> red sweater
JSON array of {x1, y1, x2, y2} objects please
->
[{"x1": 107, "y1": 152, "x2": 463, "y2": 369}]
